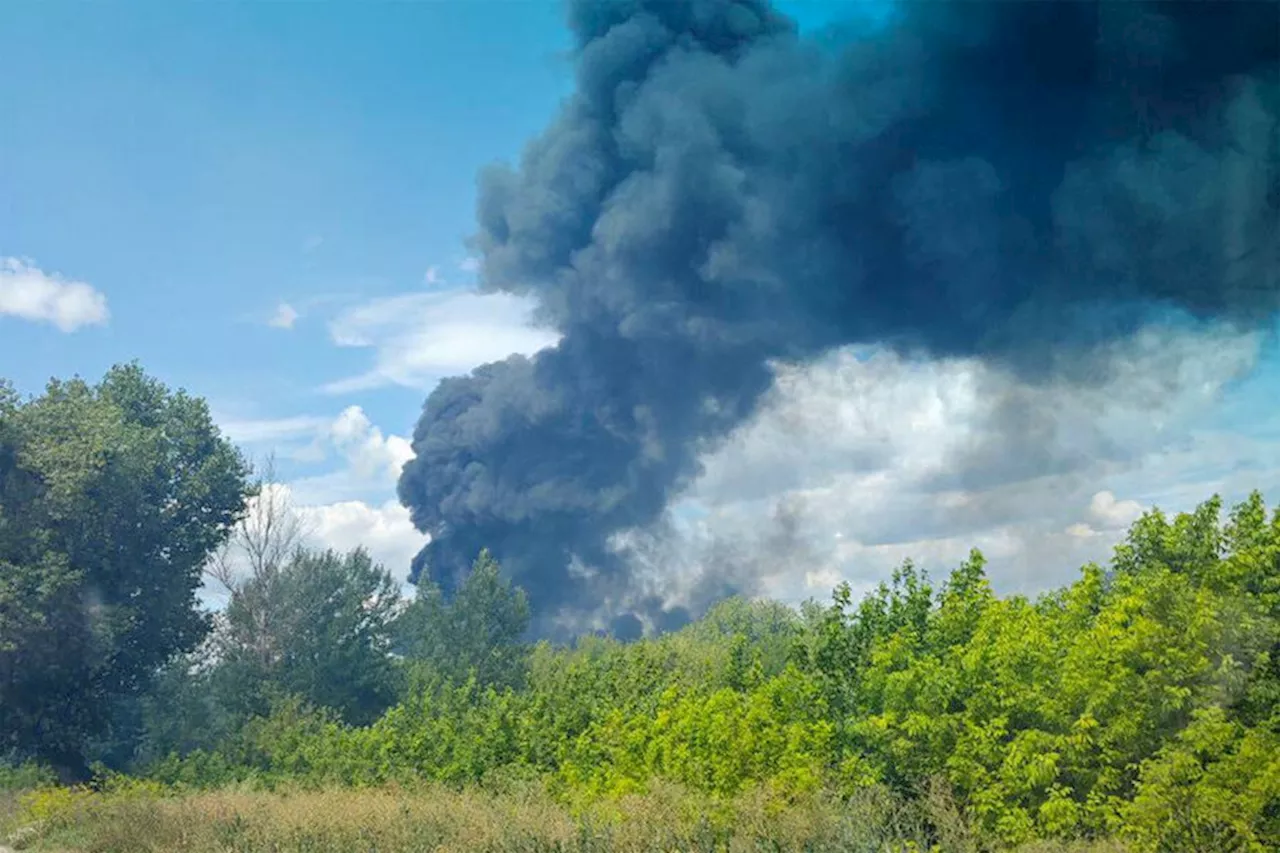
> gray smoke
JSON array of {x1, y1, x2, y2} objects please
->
[{"x1": 399, "y1": 0, "x2": 1280, "y2": 635}]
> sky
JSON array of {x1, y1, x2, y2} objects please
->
[{"x1": 3, "y1": 0, "x2": 1279, "y2": 609}]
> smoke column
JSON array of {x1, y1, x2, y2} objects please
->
[{"x1": 399, "y1": 0, "x2": 1280, "y2": 634}]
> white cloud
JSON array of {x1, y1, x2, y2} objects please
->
[
  {"x1": 203, "y1": 406, "x2": 428, "y2": 603},
  {"x1": 294, "y1": 410, "x2": 426, "y2": 585},
  {"x1": 458, "y1": 257, "x2": 481, "y2": 273},
  {"x1": 1087, "y1": 490, "x2": 1146, "y2": 529},
  {"x1": 217, "y1": 404, "x2": 413, "y2": 506},
  {"x1": 202, "y1": 484, "x2": 426, "y2": 603},
  {"x1": 318, "y1": 405, "x2": 414, "y2": 488},
  {"x1": 219, "y1": 406, "x2": 407, "y2": 469},
  {"x1": 424, "y1": 266, "x2": 443, "y2": 286},
  {"x1": 322, "y1": 288, "x2": 560, "y2": 394},
  {"x1": 268, "y1": 302, "x2": 299, "y2": 329},
  {"x1": 1064, "y1": 522, "x2": 1097, "y2": 540},
  {"x1": 217, "y1": 414, "x2": 331, "y2": 444},
  {"x1": 299, "y1": 498, "x2": 426, "y2": 587},
  {"x1": 803, "y1": 566, "x2": 842, "y2": 592},
  {"x1": 643, "y1": 323, "x2": 1275, "y2": 606},
  {"x1": 0, "y1": 257, "x2": 109, "y2": 331}
]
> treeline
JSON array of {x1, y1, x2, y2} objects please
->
[
  {"x1": 140, "y1": 509, "x2": 1280, "y2": 851},
  {"x1": 3, "y1": 366, "x2": 1279, "y2": 851}
]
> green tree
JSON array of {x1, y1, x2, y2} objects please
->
[
  {"x1": 132, "y1": 647, "x2": 236, "y2": 767},
  {"x1": 213, "y1": 547, "x2": 402, "y2": 726},
  {"x1": 87, "y1": 639, "x2": 235, "y2": 772},
  {"x1": 1124, "y1": 706, "x2": 1280, "y2": 852},
  {"x1": 0, "y1": 365, "x2": 250, "y2": 780},
  {"x1": 396, "y1": 549, "x2": 530, "y2": 690}
]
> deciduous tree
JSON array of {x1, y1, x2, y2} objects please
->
[{"x1": 0, "y1": 365, "x2": 250, "y2": 780}]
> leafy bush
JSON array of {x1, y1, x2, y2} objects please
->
[
  {"x1": 0, "y1": 761, "x2": 55, "y2": 792},
  {"x1": 1122, "y1": 707, "x2": 1280, "y2": 852}
]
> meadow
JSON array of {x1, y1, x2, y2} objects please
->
[{"x1": 2, "y1": 779, "x2": 1133, "y2": 853}]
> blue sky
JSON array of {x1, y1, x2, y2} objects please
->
[
  {"x1": 3, "y1": 0, "x2": 1278, "y2": 602},
  {"x1": 1, "y1": 1, "x2": 575, "y2": 420},
  {"x1": 0, "y1": 0, "x2": 858, "y2": 462}
]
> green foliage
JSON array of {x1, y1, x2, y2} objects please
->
[
  {"x1": 0, "y1": 364, "x2": 251, "y2": 780},
  {"x1": 214, "y1": 547, "x2": 402, "y2": 725},
  {"x1": 0, "y1": 758, "x2": 56, "y2": 791},
  {"x1": 4, "y1": 383, "x2": 1277, "y2": 853},
  {"x1": 133, "y1": 494, "x2": 1279, "y2": 852},
  {"x1": 795, "y1": 494, "x2": 1280, "y2": 847},
  {"x1": 1122, "y1": 706, "x2": 1280, "y2": 852},
  {"x1": 395, "y1": 549, "x2": 531, "y2": 690},
  {"x1": 558, "y1": 663, "x2": 832, "y2": 798},
  {"x1": 118, "y1": 647, "x2": 242, "y2": 770}
]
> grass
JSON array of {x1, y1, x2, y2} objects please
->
[
  {"x1": 0, "y1": 780, "x2": 1132, "y2": 853},
  {"x1": 0, "y1": 789, "x2": 22, "y2": 838}
]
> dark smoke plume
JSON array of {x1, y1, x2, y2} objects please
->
[{"x1": 399, "y1": 0, "x2": 1280, "y2": 634}]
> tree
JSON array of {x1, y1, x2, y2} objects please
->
[
  {"x1": 0, "y1": 364, "x2": 251, "y2": 780},
  {"x1": 206, "y1": 455, "x2": 309, "y2": 588},
  {"x1": 203, "y1": 455, "x2": 312, "y2": 678},
  {"x1": 95, "y1": 457, "x2": 305, "y2": 772},
  {"x1": 396, "y1": 549, "x2": 530, "y2": 690},
  {"x1": 213, "y1": 547, "x2": 402, "y2": 725},
  {"x1": 87, "y1": 636, "x2": 235, "y2": 773}
]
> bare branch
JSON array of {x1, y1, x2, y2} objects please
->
[{"x1": 203, "y1": 452, "x2": 314, "y2": 593}]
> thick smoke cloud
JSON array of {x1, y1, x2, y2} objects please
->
[{"x1": 399, "y1": 0, "x2": 1280, "y2": 635}]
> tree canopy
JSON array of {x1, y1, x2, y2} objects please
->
[
  {"x1": 0, "y1": 364, "x2": 251, "y2": 779},
  {"x1": 395, "y1": 549, "x2": 531, "y2": 690},
  {"x1": 213, "y1": 547, "x2": 402, "y2": 726}
]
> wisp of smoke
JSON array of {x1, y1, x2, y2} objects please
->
[{"x1": 399, "y1": 0, "x2": 1280, "y2": 636}]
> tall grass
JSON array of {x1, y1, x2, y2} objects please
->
[
  {"x1": 1, "y1": 761, "x2": 57, "y2": 844},
  {"x1": 2, "y1": 779, "x2": 1129, "y2": 853}
]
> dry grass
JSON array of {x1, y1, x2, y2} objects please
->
[
  {"x1": 0, "y1": 790, "x2": 22, "y2": 836},
  {"x1": 3, "y1": 782, "x2": 1132, "y2": 853}
]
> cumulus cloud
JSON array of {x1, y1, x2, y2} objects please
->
[
  {"x1": 629, "y1": 323, "x2": 1274, "y2": 608},
  {"x1": 204, "y1": 406, "x2": 428, "y2": 603},
  {"x1": 1074, "y1": 491, "x2": 1147, "y2": 536},
  {"x1": 203, "y1": 483, "x2": 426, "y2": 603},
  {"x1": 1062, "y1": 490, "x2": 1148, "y2": 540},
  {"x1": 329, "y1": 406, "x2": 412, "y2": 472},
  {"x1": 218, "y1": 405, "x2": 413, "y2": 505},
  {"x1": 321, "y1": 289, "x2": 561, "y2": 394},
  {"x1": 268, "y1": 302, "x2": 299, "y2": 329},
  {"x1": 0, "y1": 257, "x2": 109, "y2": 331},
  {"x1": 298, "y1": 497, "x2": 426, "y2": 588}
]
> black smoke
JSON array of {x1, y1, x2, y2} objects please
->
[{"x1": 399, "y1": 0, "x2": 1280, "y2": 635}]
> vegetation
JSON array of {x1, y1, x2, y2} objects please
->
[
  {"x1": 4, "y1": 780, "x2": 1134, "y2": 853},
  {"x1": 2, "y1": 365, "x2": 1278, "y2": 851},
  {"x1": 212, "y1": 546, "x2": 403, "y2": 727},
  {"x1": 0, "y1": 365, "x2": 251, "y2": 782}
]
